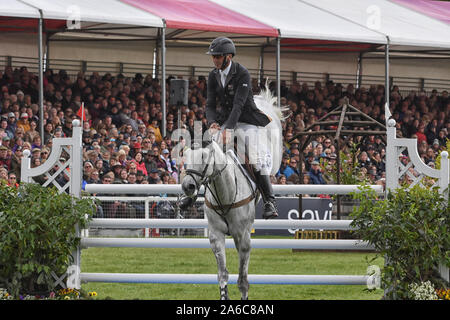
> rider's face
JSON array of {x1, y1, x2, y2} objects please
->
[{"x1": 212, "y1": 54, "x2": 230, "y2": 70}]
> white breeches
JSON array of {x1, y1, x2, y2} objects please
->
[{"x1": 216, "y1": 122, "x2": 273, "y2": 175}]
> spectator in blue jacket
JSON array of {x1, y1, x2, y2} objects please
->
[
  {"x1": 279, "y1": 157, "x2": 299, "y2": 179},
  {"x1": 308, "y1": 160, "x2": 326, "y2": 184}
]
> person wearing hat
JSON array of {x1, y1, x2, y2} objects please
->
[
  {"x1": 431, "y1": 138, "x2": 442, "y2": 154},
  {"x1": 0, "y1": 145, "x2": 11, "y2": 171},
  {"x1": 304, "y1": 151, "x2": 316, "y2": 171},
  {"x1": 308, "y1": 160, "x2": 326, "y2": 185},
  {"x1": 2, "y1": 135, "x2": 11, "y2": 149},
  {"x1": 130, "y1": 141, "x2": 142, "y2": 159},
  {"x1": 135, "y1": 170, "x2": 146, "y2": 184},
  {"x1": 16, "y1": 90, "x2": 25, "y2": 107},
  {"x1": 158, "y1": 148, "x2": 177, "y2": 181},
  {"x1": 40, "y1": 147, "x2": 50, "y2": 163},
  {"x1": 16, "y1": 113, "x2": 31, "y2": 133},
  {"x1": 6, "y1": 112, "x2": 17, "y2": 138},
  {"x1": 148, "y1": 168, "x2": 161, "y2": 184},
  {"x1": 31, "y1": 147, "x2": 41, "y2": 161},
  {"x1": 112, "y1": 163, "x2": 124, "y2": 180},
  {"x1": 201, "y1": 36, "x2": 278, "y2": 219},
  {"x1": 10, "y1": 145, "x2": 23, "y2": 178},
  {"x1": 143, "y1": 149, "x2": 158, "y2": 175}
]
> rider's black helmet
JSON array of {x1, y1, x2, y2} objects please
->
[{"x1": 206, "y1": 37, "x2": 236, "y2": 57}]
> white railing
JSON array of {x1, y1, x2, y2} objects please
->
[
  {"x1": 85, "y1": 183, "x2": 383, "y2": 195},
  {"x1": 89, "y1": 218, "x2": 354, "y2": 230}
]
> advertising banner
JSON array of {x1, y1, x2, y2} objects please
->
[{"x1": 255, "y1": 197, "x2": 333, "y2": 236}]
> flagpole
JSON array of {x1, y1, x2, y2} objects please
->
[{"x1": 81, "y1": 102, "x2": 84, "y2": 129}]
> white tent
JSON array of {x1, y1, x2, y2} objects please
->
[
  {"x1": 301, "y1": 0, "x2": 450, "y2": 49},
  {"x1": 0, "y1": 0, "x2": 163, "y2": 28},
  {"x1": 210, "y1": 0, "x2": 387, "y2": 45},
  {"x1": 211, "y1": 0, "x2": 450, "y2": 49},
  {"x1": 0, "y1": 0, "x2": 37, "y2": 19}
]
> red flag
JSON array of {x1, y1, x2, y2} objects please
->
[{"x1": 77, "y1": 102, "x2": 86, "y2": 121}]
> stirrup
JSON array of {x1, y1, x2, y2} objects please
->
[{"x1": 262, "y1": 201, "x2": 278, "y2": 219}]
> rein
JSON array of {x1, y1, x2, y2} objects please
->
[{"x1": 185, "y1": 145, "x2": 254, "y2": 217}]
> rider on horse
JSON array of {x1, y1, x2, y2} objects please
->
[{"x1": 179, "y1": 37, "x2": 278, "y2": 220}]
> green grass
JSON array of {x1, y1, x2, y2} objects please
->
[{"x1": 81, "y1": 244, "x2": 384, "y2": 300}]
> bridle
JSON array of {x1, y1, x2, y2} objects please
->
[
  {"x1": 184, "y1": 142, "x2": 236, "y2": 217},
  {"x1": 185, "y1": 144, "x2": 224, "y2": 189}
]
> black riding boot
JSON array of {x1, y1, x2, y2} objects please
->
[{"x1": 253, "y1": 170, "x2": 278, "y2": 219}]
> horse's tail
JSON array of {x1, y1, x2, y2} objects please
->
[
  {"x1": 253, "y1": 81, "x2": 290, "y2": 176},
  {"x1": 254, "y1": 81, "x2": 290, "y2": 123}
]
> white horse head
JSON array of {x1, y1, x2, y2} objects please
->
[{"x1": 181, "y1": 139, "x2": 226, "y2": 198}]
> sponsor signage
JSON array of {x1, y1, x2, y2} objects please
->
[{"x1": 255, "y1": 197, "x2": 333, "y2": 236}]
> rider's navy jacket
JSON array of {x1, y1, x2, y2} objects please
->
[{"x1": 205, "y1": 61, "x2": 271, "y2": 130}]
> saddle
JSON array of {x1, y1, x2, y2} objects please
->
[{"x1": 226, "y1": 148, "x2": 257, "y2": 191}]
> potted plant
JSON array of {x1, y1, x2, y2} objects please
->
[
  {"x1": 0, "y1": 181, "x2": 96, "y2": 299},
  {"x1": 350, "y1": 184, "x2": 449, "y2": 299}
]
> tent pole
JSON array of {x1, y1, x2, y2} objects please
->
[
  {"x1": 161, "y1": 21, "x2": 167, "y2": 138},
  {"x1": 385, "y1": 37, "x2": 390, "y2": 111},
  {"x1": 259, "y1": 45, "x2": 265, "y2": 88},
  {"x1": 45, "y1": 33, "x2": 51, "y2": 70},
  {"x1": 356, "y1": 52, "x2": 363, "y2": 89},
  {"x1": 276, "y1": 35, "x2": 281, "y2": 108},
  {"x1": 38, "y1": 10, "x2": 44, "y2": 143}
]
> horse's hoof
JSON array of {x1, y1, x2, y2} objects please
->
[
  {"x1": 263, "y1": 202, "x2": 278, "y2": 219},
  {"x1": 220, "y1": 285, "x2": 229, "y2": 300},
  {"x1": 263, "y1": 212, "x2": 278, "y2": 220},
  {"x1": 178, "y1": 196, "x2": 194, "y2": 210}
]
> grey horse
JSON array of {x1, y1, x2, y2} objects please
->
[{"x1": 180, "y1": 89, "x2": 286, "y2": 300}]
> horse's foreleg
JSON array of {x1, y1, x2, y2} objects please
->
[
  {"x1": 209, "y1": 230, "x2": 229, "y2": 300},
  {"x1": 236, "y1": 229, "x2": 251, "y2": 300}
]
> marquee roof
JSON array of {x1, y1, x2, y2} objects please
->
[
  {"x1": 392, "y1": 0, "x2": 450, "y2": 25},
  {"x1": 300, "y1": 0, "x2": 450, "y2": 49},
  {"x1": 122, "y1": 0, "x2": 278, "y2": 37},
  {"x1": 0, "y1": 0, "x2": 163, "y2": 31},
  {"x1": 1, "y1": 0, "x2": 449, "y2": 51}
]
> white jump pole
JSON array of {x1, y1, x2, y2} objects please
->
[
  {"x1": 80, "y1": 273, "x2": 371, "y2": 285},
  {"x1": 88, "y1": 218, "x2": 355, "y2": 230},
  {"x1": 84, "y1": 183, "x2": 383, "y2": 195},
  {"x1": 81, "y1": 238, "x2": 373, "y2": 251}
]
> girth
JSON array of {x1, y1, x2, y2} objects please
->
[{"x1": 204, "y1": 192, "x2": 257, "y2": 211}]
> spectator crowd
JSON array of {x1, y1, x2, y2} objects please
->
[{"x1": 0, "y1": 65, "x2": 449, "y2": 193}]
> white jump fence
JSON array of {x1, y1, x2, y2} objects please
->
[
  {"x1": 78, "y1": 183, "x2": 381, "y2": 288},
  {"x1": 19, "y1": 116, "x2": 449, "y2": 291}
]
